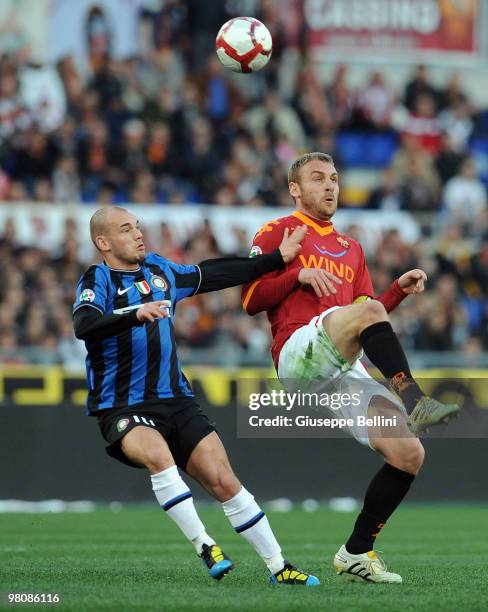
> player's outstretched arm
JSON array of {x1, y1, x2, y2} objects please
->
[
  {"x1": 196, "y1": 226, "x2": 307, "y2": 294},
  {"x1": 73, "y1": 301, "x2": 169, "y2": 341},
  {"x1": 375, "y1": 269, "x2": 427, "y2": 313}
]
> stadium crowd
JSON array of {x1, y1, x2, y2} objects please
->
[
  {"x1": 0, "y1": 212, "x2": 487, "y2": 366},
  {"x1": 0, "y1": 0, "x2": 487, "y2": 364}
]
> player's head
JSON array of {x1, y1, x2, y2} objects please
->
[
  {"x1": 90, "y1": 206, "x2": 145, "y2": 268},
  {"x1": 288, "y1": 152, "x2": 338, "y2": 221}
]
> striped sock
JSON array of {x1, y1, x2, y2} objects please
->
[
  {"x1": 222, "y1": 487, "x2": 284, "y2": 574},
  {"x1": 151, "y1": 466, "x2": 215, "y2": 553}
]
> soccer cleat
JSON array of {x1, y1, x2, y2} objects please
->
[
  {"x1": 333, "y1": 545, "x2": 402, "y2": 583},
  {"x1": 200, "y1": 544, "x2": 235, "y2": 580},
  {"x1": 270, "y1": 561, "x2": 320, "y2": 586},
  {"x1": 408, "y1": 397, "x2": 460, "y2": 435}
]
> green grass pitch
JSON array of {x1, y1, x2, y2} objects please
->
[{"x1": 1, "y1": 506, "x2": 487, "y2": 611}]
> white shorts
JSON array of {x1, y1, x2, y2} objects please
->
[{"x1": 278, "y1": 306, "x2": 406, "y2": 448}]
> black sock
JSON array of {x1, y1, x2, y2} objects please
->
[
  {"x1": 345, "y1": 463, "x2": 415, "y2": 554},
  {"x1": 359, "y1": 321, "x2": 424, "y2": 412}
]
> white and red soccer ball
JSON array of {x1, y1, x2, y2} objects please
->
[{"x1": 216, "y1": 17, "x2": 272, "y2": 74}]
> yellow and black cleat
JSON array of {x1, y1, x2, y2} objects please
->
[
  {"x1": 270, "y1": 561, "x2": 320, "y2": 586},
  {"x1": 200, "y1": 544, "x2": 235, "y2": 580}
]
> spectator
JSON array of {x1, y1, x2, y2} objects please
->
[
  {"x1": 295, "y1": 60, "x2": 333, "y2": 136},
  {"x1": 404, "y1": 65, "x2": 438, "y2": 112},
  {"x1": 400, "y1": 93, "x2": 442, "y2": 156},
  {"x1": 366, "y1": 168, "x2": 403, "y2": 210},
  {"x1": 130, "y1": 170, "x2": 157, "y2": 204},
  {"x1": 399, "y1": 156, "x2": 440, "y2": 211},
  {"x1": 391, "y1": 134, "x2": 441, "y2": 205},
  {"x1": 244, "y1": 90, "x2": 306, "y2": 150},
  {"x1": 12, "y1": 128, "x2": 59, "y2": 184},
  {"x1": 138, "y1": 46, "x2": 186, "y2": 100},
  {"x1": 146, "y1": 121, "x2": 173, "y2": 176},
  {"x1": 438, "y1": 98, "x2": 474, "y2": 153},
  {"x1": 0, "y1": 60, "x2": 28, "y2": 141},
  {"x1": 326, "y1": 64, "x2": 355, "y2": 128},
  {"x1": 356, "y1": 71, "x2": 397, "y2": 130},
  {"x1": 113, "y1": 119, "x2": 149, "y2": 184},
  {"x1": 32, "y1": 178, "x2": 53, "y2": 202},
  {"x1": 435, "y1": 132, "x2": 466, "y2": 184},
  {"x1": 438, "y1": 71, "x2": 470, "y2": 112},
  {"x1": 443, "y1": 157, "x2": 487, "y2": 228},
  {"x1": 57, "y1": 56, "x2": 84, "y2": 116},
  {"x1": 19, "y1": 57, "x2": 66, "y2": 132},
  {"x1": 183, "y1": 116, "x2": 221, "y2": 201},
  {"x1": 53, "y1": 156, "x2": 81, "y2": 203},
  {"x1": 469, "y1": 236, "x2": 488, "y2": 298}
]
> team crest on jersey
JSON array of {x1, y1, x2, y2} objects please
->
[
  {"x1": 117, "y1": 418, "x2": 130, "y2": 432},
  {"x1": 249, "y1": 245, "x2": 262, "y2": 258},
  {"x1": 151, "y1": 275, "x2": 167, "y2": 290},
  {"x1": 135, "y1": 280, "x2": 151, "y2": 295},
  {"x1": 337, "y1": 236, "x2": 350, "y2": 249},
  {"x1": 80, "y1": 288, "x2": 95, "y2": 302}
]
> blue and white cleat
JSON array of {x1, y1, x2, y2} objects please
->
[
  {"x1": 200, "y1": 544, "x2": 235, "y2": 580},
  {"x1": 270, "y1": 561, "x2": 320, "y2": 586}
]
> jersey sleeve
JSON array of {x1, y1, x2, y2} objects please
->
[
  {"x1": 241, "y1": 219, "x2": 300, "y2": 314},
  {"x1": 167, "y1": 261, "x2": 201, "y2": 301},
  {"x1": 248, "y1": 220, "x2": 283, "y2": 256},
  {"x1": 376, "y1": 279, "x2": 407, "y2": 312},
  {"x1": 73, "y1": 265, "x2": 109, "y2": 315},
  {"x1": 353, "y1": 245, "x2": 374, "y2": 301}
]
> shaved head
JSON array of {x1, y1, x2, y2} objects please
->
[
  {"x1": 89, "y1": 206, "x2": 130, "y2": 246},
  {"x1": 89, "y1": 206, "x2": 145, "y2": 269}
]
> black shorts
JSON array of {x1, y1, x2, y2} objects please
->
[{"x1": 97, "y1": 396, "x2": 216, "y2": 470}]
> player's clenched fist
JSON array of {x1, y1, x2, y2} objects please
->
[
  {"x1": 136, "y1": 301, "x2": 171, "y2": 323},
  {"x1": 298, "y1": 268, "x2": 342, "y2": 297},
  {"x1": 398, "y1": 269, "x2": 427, "y2": 295},
  {"x1": 278, "y1": 225, "x2": 308, "y2": 263}
]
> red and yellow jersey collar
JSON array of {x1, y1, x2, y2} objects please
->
[{"x1": 292, "y1": 211, "x2": 335, "y2": 237}]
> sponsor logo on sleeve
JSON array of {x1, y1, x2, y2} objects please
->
[
  {"x1": 117, "y1": 418, "x2": 130, "y2": 432},
  {"x1": 80, "y1": 288, "x2": 95, "y2": 302},
  {"x1": 249, "y1": 245, "x2": 262, "y2": 258}
]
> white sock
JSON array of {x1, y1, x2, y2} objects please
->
[
  {"x1": 222, "y1": 487, "x2": 284, "y2": 574},
  {"x1": 151, "y1": 466, "x2": 215, "y2": 554}
]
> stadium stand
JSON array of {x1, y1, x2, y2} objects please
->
[{"x1": 0, "y1": 0, "x2": 487, "y2": 366}]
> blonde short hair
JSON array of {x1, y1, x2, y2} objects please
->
[{"x1": 288, "y1": 152, "x2": 334, "y2": 184}]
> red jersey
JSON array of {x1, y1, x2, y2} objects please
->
[{"x1": 241, "y1": 210, "x2": 405, "y2": 368}]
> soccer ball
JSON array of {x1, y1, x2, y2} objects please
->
[{"x1": 216, "y1": 17, "x2": 272, "y2": 73}]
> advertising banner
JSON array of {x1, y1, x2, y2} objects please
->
[
  {"x1": 1, "y1": 367, "x2": 488, "y2": 501},
  {"x1": 304, "y1": 0, "x2": 482, "y2": 63}
]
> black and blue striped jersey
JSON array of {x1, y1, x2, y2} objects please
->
[
  {"x1": 73, "y1": 252, "x2": 201, "y2": 414},
  {"x1": 73, "y1": 249, "x2": 284, "y2": 415}
]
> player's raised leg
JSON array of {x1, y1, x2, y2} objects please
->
[
  {"x1": 322, "y1": 300, "x2": 460, "y2": 433},
  {"x1": 185, "y1": 432, "x2": 319, "y2": 586},
  {"x1": 120, "y1": 426, "x2": 234, "y2": 580},
  {"x1": 333, "y1": 396, "x2": 424, "y2": 583}
]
